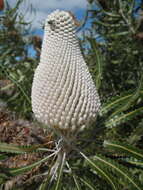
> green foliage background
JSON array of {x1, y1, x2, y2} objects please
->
[{"x1": 0, "y1": 0, "x2": 143, "y2": 189}]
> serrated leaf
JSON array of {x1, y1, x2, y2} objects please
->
[
  {"x1": 105, "y1": 106, "x2": 143, "y2": 128},
  {"x1": 80, "y1": 152, "x2": 117, "y2": 190},
  {"x1": 89, "y1": 40, "x2": 103, "y2": 89},
  {"x1": 120, "y1": 157, "x2": 143, "y2": 168},
  {"x1": 110, "y1": 76, "x2": 143, "y2": 118},
  {"x1": 100, "y1": 89, "x2": 143, "y2": 116},
  {"x1": 10, "y1": 151, "x2": 58, "y2": 176},
  {"x1": 91, "y1": 154, "x2": 142, "y2": 190},
  {"x1": 104, "y1": 141, "x2": 143, "y2": 160},
  {"x1": 0, "y1": 142, "x2": 40, "y2": 154}
]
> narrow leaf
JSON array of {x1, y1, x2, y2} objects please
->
[
  {"x1": 106, "y1": 106, "x2": 143, "y2": 128},
  {"x1": 80, "y1": 151, "x2": 117, "y2": 190},
  {"x1": 0, "y1": 142, "x2": 40, "y2": 154},
  {"x1": 92, "y1": 154, "x2": 142, "y2": 190},
  {"x1": 10, "y1": 150, "x2": 59, "y2": 176},
  {"x1": 80, "y1": 177, "x2": 96, "y2": 190},
  {"x1": 100, "y1": 89, "x2": 143, "y2": 115},
  {"x1": 73, "y1": 175, "x2": 81, "y2": 190},
  {"x1": 54, "y1": 152, "x2": 66, "y2": 190},
  {"x1": 104, "y1": 141, "x2": 143, "y2": 160}
]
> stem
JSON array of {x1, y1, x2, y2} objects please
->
[{"x1": 50, "y1": 147, "x2": 66, "y2": 182}]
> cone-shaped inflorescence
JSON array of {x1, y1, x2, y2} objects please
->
[{"x1": 31, "y1": 10, "x2": 101, "y2": 137}]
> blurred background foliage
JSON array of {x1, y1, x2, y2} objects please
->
[
  {"x1": 0, "y1": 0, "x2": 40, "y2": 118},
  {"x1": 0, "y1": 0, "x2": 143, "y2": 189}
]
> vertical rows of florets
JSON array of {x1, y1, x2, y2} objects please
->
[{"x1": 31, "y1": 10, "x2": 101, "y2": 136}]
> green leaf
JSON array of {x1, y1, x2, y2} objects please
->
[
  {"x1": 104, "y1": 141, "x2": 143, "y2": 160},
  {"x1": 105, "y1": 106, "x2": 143, "y2": 128},
  {"x1": 0, "y1": 142, "x2": 40, "y2": 154},
  {"x1": 0, "y1": 173, "x2": 9, "y2": 180},
  {"x1": 80, "y1": 152, "x2": 118, "y2": 190},
  {"x1": 80, "y1": 177, "x2": 96, "y2": 190},
  {"x1": 90, "y1": 40, "x2": 103, "y2": 89},
  {"x1": 73, "y1": 175, "x2": 82, "y2": 190},
  {"x1": 54, "y1": 152, "x2": 66, "y2": 190},
  {"x1": 100, "y1": 89, "x2": 143, "y2": 116},
  {"x1": 120, "y1": 157, "x2": 143, "y2": 168},
  {"x1": 10, "y1": 151, "x2": 58, "y2": 176},
  {"x1": 110, "y1": 75, "x2": 143, "y2": 118},
  {"x1": 0, "y1": 154, "x2": 7, "y2": 161},
  {"x1": 0, "y1": 65, "x2": 31, "y2": 105},
  {"x1": 128, "y1": 118, "x2": 143, "y2": 145},
  {"x1": 38, "y1": 172, "x2": 52, "y2": 190},
  {"x1": 38, "y1": 180, "x2": 49, "y2": 190},
  {"x1": 91, "y1": 154, "x2": 142, "y2": 190}
]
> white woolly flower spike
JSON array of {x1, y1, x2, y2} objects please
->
[{"x1": 31, "y1": 10, "x2": 101, "y2": 137}]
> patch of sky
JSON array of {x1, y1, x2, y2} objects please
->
[
  {"x1": 28, "y1": 45, "x2": 36, "y2": 57},
  {"x1": 27, "y1": 0, "x2": 142, "y2": 57},
  {"x1": 134, "y1": 0, "x2": 143, "y2": 17}
]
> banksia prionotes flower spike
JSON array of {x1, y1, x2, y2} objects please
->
[{"x1": 31, "y1": 10, "x2": 101, "y2": 138}]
